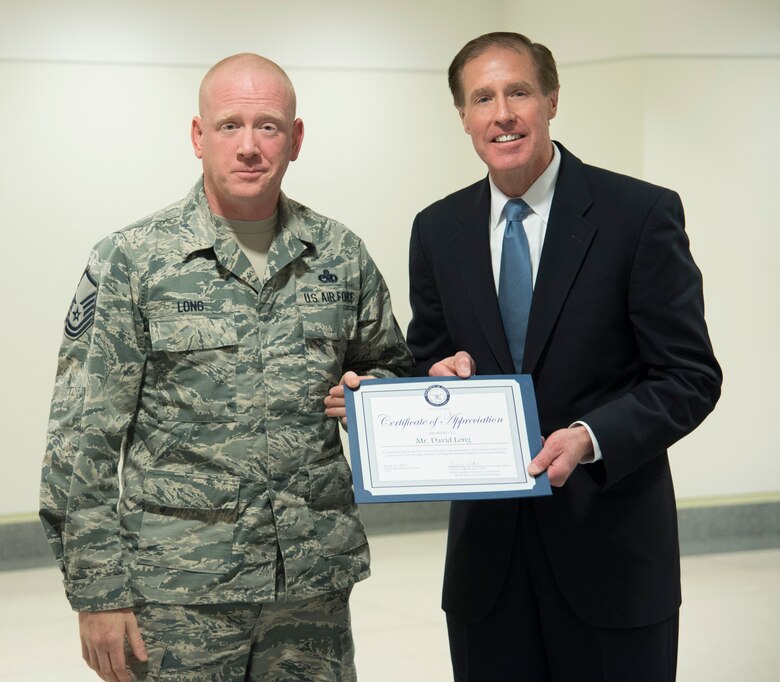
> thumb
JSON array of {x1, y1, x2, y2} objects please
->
[
  {"x1": 528, "y1": 447, "x2": 552, "y2": 477},
  {"x1": 341, "y1": 371, "x2": 360, "y2": 389},
  {"x1": 454, "y1": 352, "x2": 475, "y2": 378},
  {"x1": 125, "y1": 614, "x2": 148, "y2": 663}
]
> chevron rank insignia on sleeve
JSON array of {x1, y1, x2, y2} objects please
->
[{"x1": 64, "y1": 270, "x2": 98, "y2": 340}]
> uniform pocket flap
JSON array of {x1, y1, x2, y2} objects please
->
[
  {"x1": 149, "y1": 316, "x2": 238, "y2": 352},
  {"x1": 301, "y1": 309, "x2": 357, "y2": 340},
  {"x1": 142, "y1": 470, "x2": 240, "y2": 511}
]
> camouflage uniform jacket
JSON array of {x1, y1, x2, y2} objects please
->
[{"x1": 40, "y1": 179, "x2": 414, "y2": 612}]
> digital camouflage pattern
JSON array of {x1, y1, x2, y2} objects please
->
[
  {"x1": 125, "y1": 589, "x2": 355, "y2": 680},
  {"x1": 40, "y1": 178, "x2": 414, "y2": 612}
]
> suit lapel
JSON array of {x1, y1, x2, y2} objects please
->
[
  {"x1": 450, "y1": 179, "x2": 516, "y2": 373},
  {"x1": 524, "y1": 144, "x2": 596, "y2": 374}
]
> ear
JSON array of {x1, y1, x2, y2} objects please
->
[
  {"x1": 191, "y1": 117, "x2": 204, "y2": 159},
  {"x1": 457, "y1": 106, "x2": 470, "y2": 134},
  {"x1": 547, "y1": 88, "x2": 560, "y2": 121},
  {"x1": 290, "y1": 118, "x2": 304, "y2": 161}
]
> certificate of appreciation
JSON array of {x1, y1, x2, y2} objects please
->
[{"x1": 344, "y1": 375, "x2": 551, "y2": 503}]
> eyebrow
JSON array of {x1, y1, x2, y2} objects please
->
[
  {"x1": 212, "y1": 111, "x2": 240, "y2": 127},
  {"x1": 212, "y1": 111, "x2": 285, "y2": 127},
  {"x1": 469, "y1": 80, "x2": 535, "y2": 101}
]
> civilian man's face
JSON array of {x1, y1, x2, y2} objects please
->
[
  {"x1": 458, "y1": 46, "x2": 558, "y2": 195},
  {"x1": 191, "y1": 68, "x2": 303, "y2": 220}
]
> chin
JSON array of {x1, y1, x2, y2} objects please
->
[
  {"x1": 229, "y1": 181, "x2": 267, "y2": 197},
  {"x1": 488, "y1": 157, "x2": 529, "y2": 175}
]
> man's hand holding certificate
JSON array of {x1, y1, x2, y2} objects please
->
[{"x1": 342, "y1": 376, "x2": 551, "y2": 503}]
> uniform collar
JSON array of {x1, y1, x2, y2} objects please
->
[
  {"x1": 178, "y1": 178, "x2": 313, "y2": 255},
  {"x1": 177, "y1": 177, "x2": 219, "y2": 260},
  {"x1": 177, "y1": 178, "x2": 313, "y2": 284}
]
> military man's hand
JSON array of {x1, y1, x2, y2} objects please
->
[
  {"x1": 324, "y1": 371, "x2": 375, "y2": 428},
  {"x1": 527, "y1": 426, "x2": 594, "y2": 487},
  {"x1": 78, "y1": 608, "x2": 147, "y2": 682},
  {"x1": 429, "y1": 351, "x2": 476, "y2": 378}
]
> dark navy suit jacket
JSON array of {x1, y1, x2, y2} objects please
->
[{"x1": 406, "y1": 143, "x2": 722, "y2": 628}]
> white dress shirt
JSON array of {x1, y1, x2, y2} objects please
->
[{"x1": 488, "y1": 143, "x2": 602, "y2": 463}]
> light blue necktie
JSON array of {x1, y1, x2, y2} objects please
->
[{"x1": 498, "y1": 198, "x2": 534, "y2": 373}]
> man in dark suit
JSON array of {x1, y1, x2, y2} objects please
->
[{"x1": 406, "y1": 32, "x2": 722, "y2": 681}]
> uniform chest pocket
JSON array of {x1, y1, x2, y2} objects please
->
[
  {"x1": 148, "y1": 316, "x2": 238, "y2": 423},
  {"x1": 301, "y1": 303, "x2": 357, "y2": 412}
]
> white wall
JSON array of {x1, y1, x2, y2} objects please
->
[
  {"x1": 1, "y1": 0, "x2": 778, "y2": 517},
  {"x1": 643, "y1": 56, "x2": 780, "y2": 498},
  {"x1": 505, "y1": 0, "x2": 780, "y2": 501}
]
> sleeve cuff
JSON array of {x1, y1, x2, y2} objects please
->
[
  {"x1": 570, "y1": 421, "x2": 603, "y2": 463},
  {"x1": 65, "y1": 573, "x2": 134, "y2": 612}
]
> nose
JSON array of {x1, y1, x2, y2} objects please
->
[
  {"x1": 237, "y1": 127, "x2": 260, "y2": 159},
  {"x1": 494, "y1": 95, "x2": 514, "y2": 125}
]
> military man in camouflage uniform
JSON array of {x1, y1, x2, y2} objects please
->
[{"x1": 40, "y1": 53, "x2": 413, "y2": 681}]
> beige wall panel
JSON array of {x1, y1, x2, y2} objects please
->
[{"x1": 642, "y1": 57, "x2": 780, "y2": 499}]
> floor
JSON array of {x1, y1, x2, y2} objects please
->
[{"x1": 1, "y1": 530, "x2": 778, "y2": 681}]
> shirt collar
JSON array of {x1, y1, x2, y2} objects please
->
[
  {"x1": 177, "y1": 177, "x2": 313, "y2": 260},
  {"x1": 489, "y1": 142, "x2": 561, "y2": 229},
  {"x1": 177, "y1": 177, "x2": 217, "y2": 259}
]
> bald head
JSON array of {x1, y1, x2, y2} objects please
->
[{"x1": 198, "y1": 53, "x2": 297, "y2": 119}]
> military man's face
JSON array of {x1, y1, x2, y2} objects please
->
[
  {"x1": 458, "y1": 46, "x2": 558, "y2": 196},
  {"x1": 191, "y1": 68, "x2": 303, "y2": 220}
]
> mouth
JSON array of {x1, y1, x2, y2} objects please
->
[{"x1": 493, "y1": 133, "x2": 525, "y2": 143}]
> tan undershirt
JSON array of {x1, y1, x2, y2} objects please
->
[{"x1": 215, "y1": 212, "x2": 278, "y2": 280}]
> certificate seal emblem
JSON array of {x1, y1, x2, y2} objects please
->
[{"x1": 424, "y1": 384, "x2": 450, "y2": 407}]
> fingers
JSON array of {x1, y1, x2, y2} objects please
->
[
  {"x1": 108, "y1": 649, "x2": 131, "y2": 682},
  {"x1": 126, "y1": 612, "x2": 148, "y2": 663},
  {"x1": 96, "y1": 650, "x2": 115, "y2": 681},
  {"x1": 79, "y1": 609, "x2": 138, "y2": 682},
  {"x1": 527, "y1": 427, "x2": 593, "y2": 487},
  {"x1": 341, "y1": 371, "x2": 364, "y2": 390},
  {"x1": 429, "y1": 351, "x2": 476, "y2": 378},
  {"x1": 324, "y1": 373, "x2": 375, "y2": 421},
  {"x1": 528, "y1": 448, "x2": 577, "y2": 487},
  {"x1": 454, "y1": 351, "x2": 476, "y2": 378},
  {"x1": 528, "y1": 431, "x2": 564, "y2": 484},
  {"x1": 323, "y1": 385, "x2": 347, "y2": 418},
  {"x1": 330, "y1": 372, "x2": 373, "y2": 396},
  {"x1": 92, "y1": 647, "x2": 128, "y2": 682}
]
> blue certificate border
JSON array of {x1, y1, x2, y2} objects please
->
[{"x1": 344, "y1": 375, "x2": 550, "y2": 503}]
